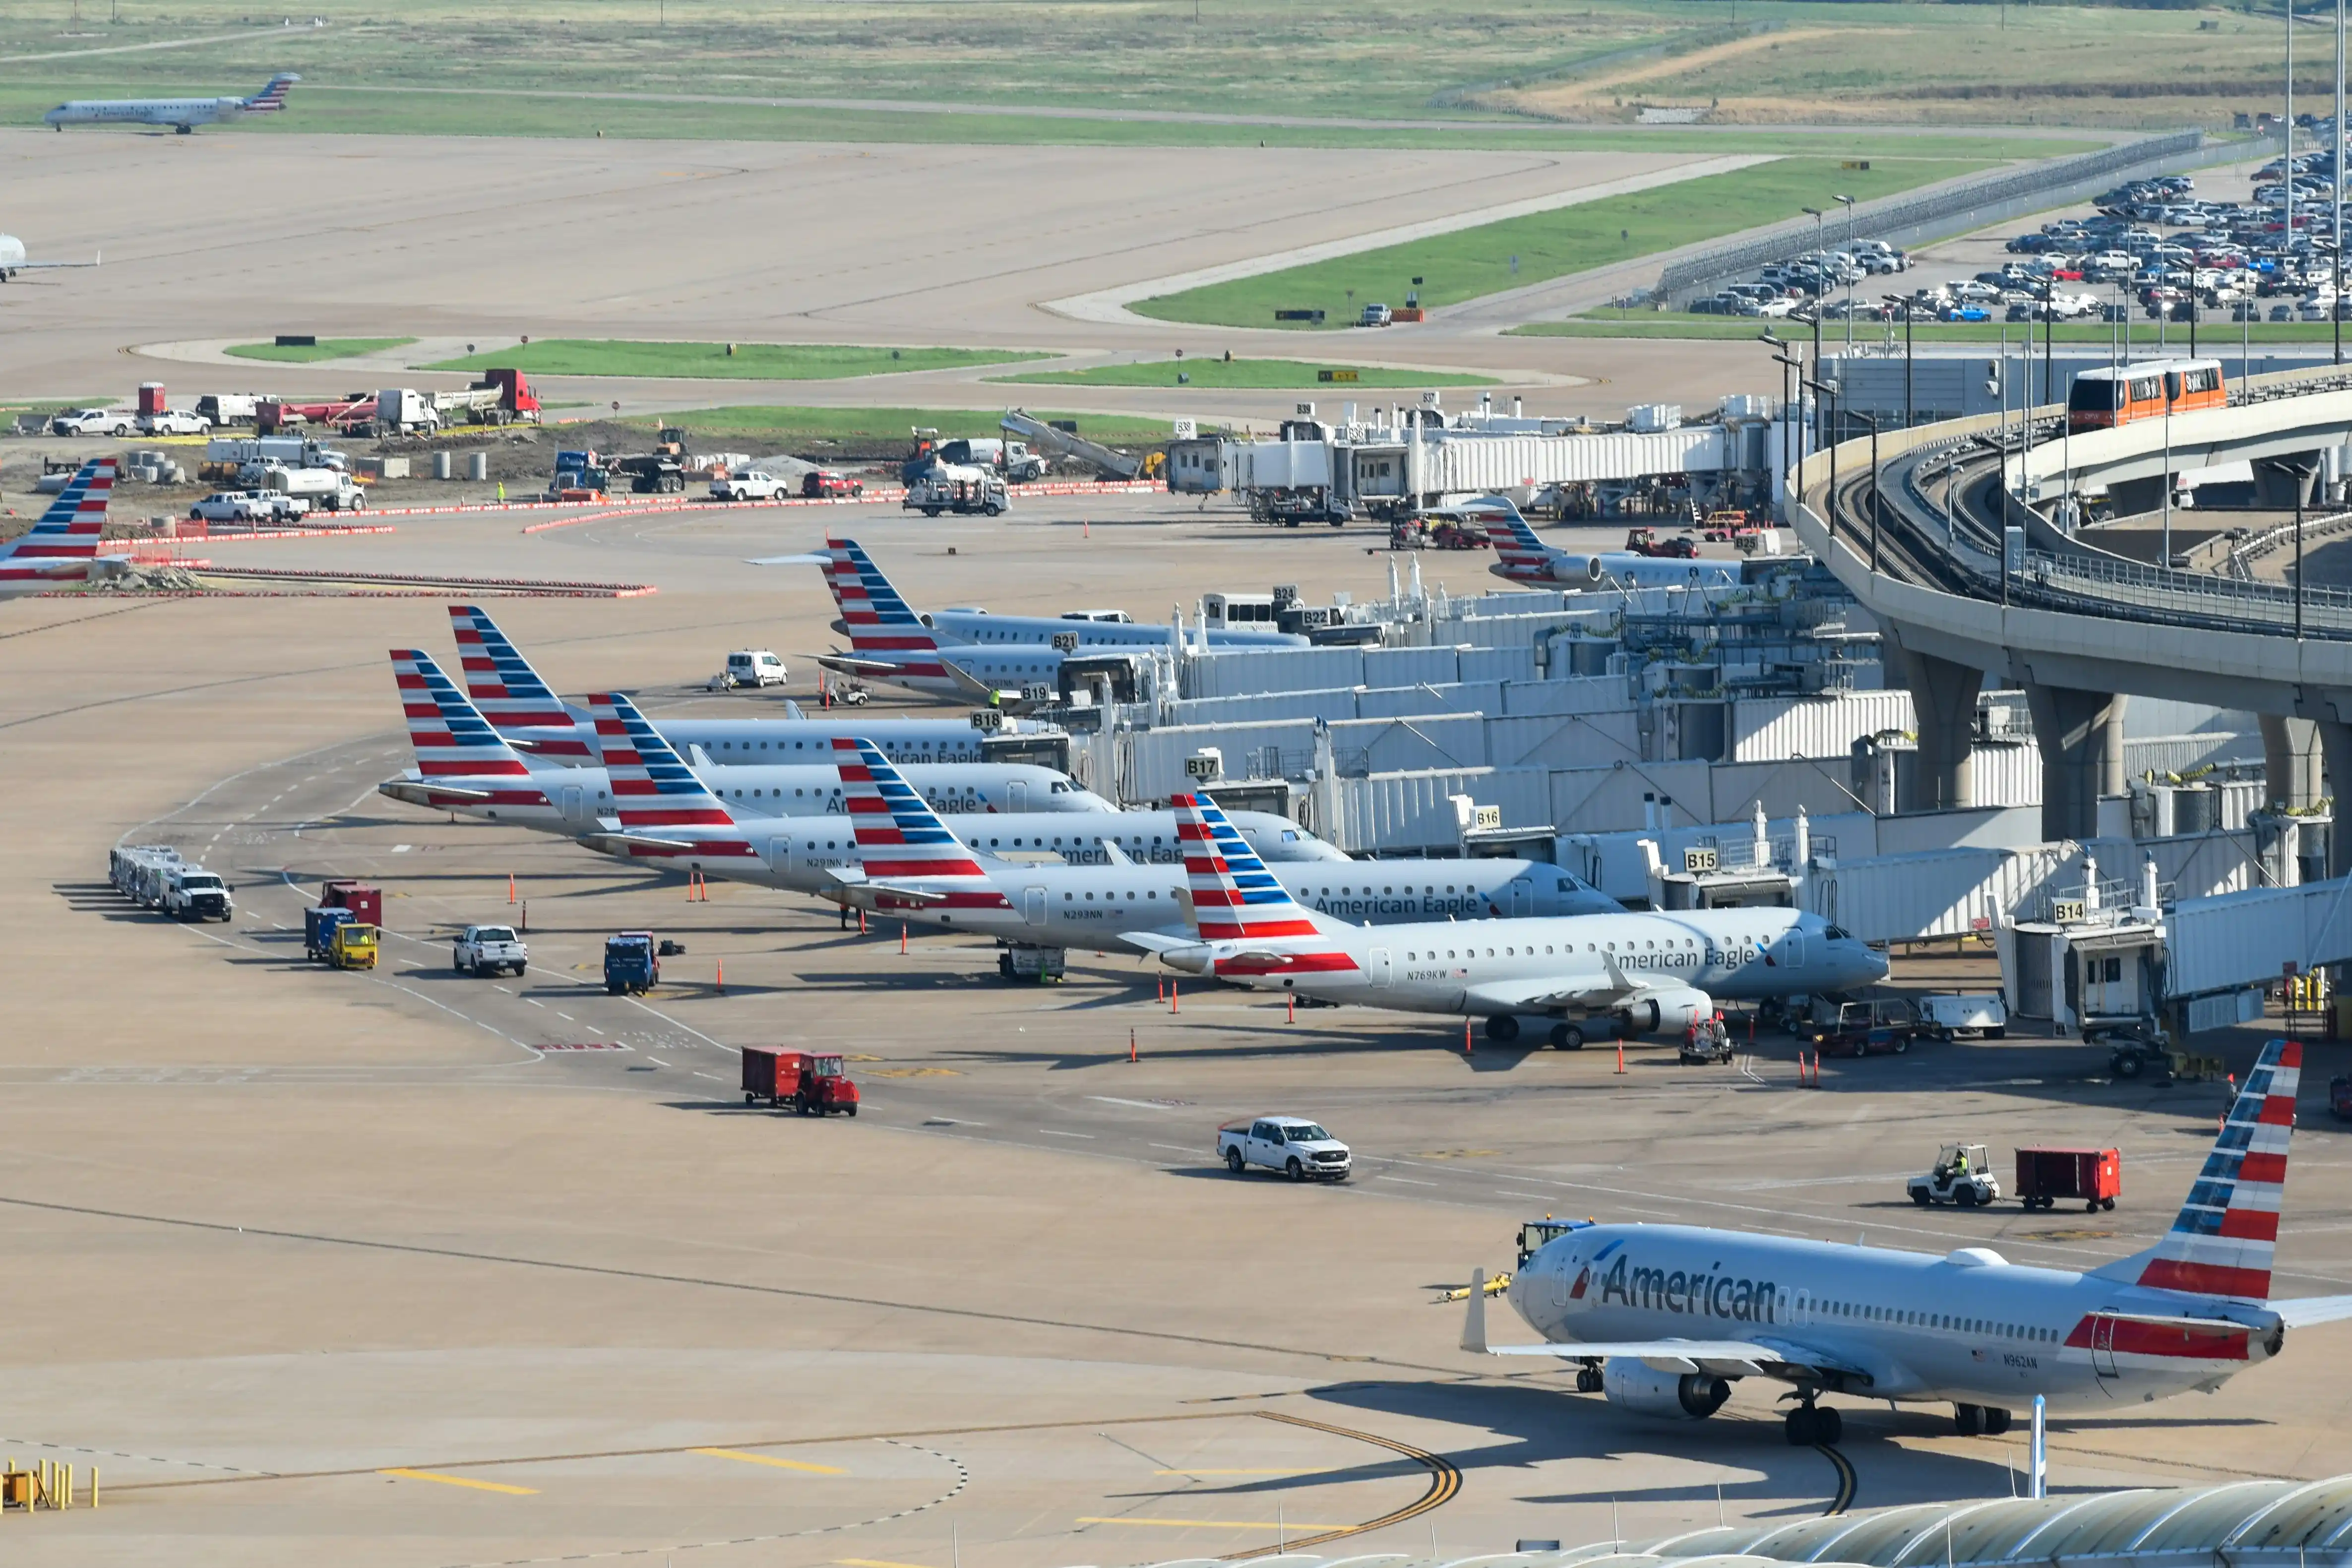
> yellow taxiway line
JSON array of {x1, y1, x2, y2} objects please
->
[
  {"x1": 378, "y1": 1468, "x2": 538, "y2": 1495},
  {"x1": 692, "y1": 1447, "x2": 845, "y2": 1474}
]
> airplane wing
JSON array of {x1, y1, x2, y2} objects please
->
[
  {"x1": 2276, "y1": 1297, "x2": 2352, "y2": 1328},
  {"x1": 11, "y1": 254, "x2": 100, "y2": 271},
  {"x1": 1471, "y1": 951, "x2": 1699, "y2": 1014},
  {"x1": 1456, "y1": 1267, "x2": 1864, "y2": 1379},
  {"x1": 822, "y1": 868, "x2": 957, "y2": 907}
]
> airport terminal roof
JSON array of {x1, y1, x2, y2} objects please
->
[{"x1": 1132, "y1": 1476, "x2": 2352, "y2": 1568}]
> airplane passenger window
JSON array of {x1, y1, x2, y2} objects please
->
[
  {"x1": 1148, "y1": 891, "x2": 1157, "y2": 899},
  {"x1": 1085, "y1": 893, "x2": 1094, "y2": 901},
  {"x1": 1447, "y1": 950, "x2": 1457, "y2": 959},
  {"x1": 1065, "y1": 893, "x2": 1073, "y2": 900}
]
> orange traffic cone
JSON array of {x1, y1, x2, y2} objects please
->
[
  {"x1": 507, "y1": 873, "x2": 516, "y2": 905},
  {"x1": 1464, "y1": 1018, "x2": 1474, "y2": 1057},
  {"x1": 1171, "y1": 982, "x2": 1179, "y2": 1014},
  {"x1": 900, "y1": 922, "x2": 908, "y2": 954},
  {"x1": 1286, "y1": 992, "x2": 1295, "y2": 1024},
  {"x1": 858, "y1": 908, "x2": 867, "y2": 935},
  {"x1": 1129, "y1": 1028, "x2": 1137, "y2": 1063},
  {"x1": 716, "y1": 961, "x2": 724, "y2": 995},
  {"x1": 1616, "y1": 1041, "x2": 1626, "y2": 1074}
]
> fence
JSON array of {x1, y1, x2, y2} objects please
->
[{"x1": 1656, "y1": 130, "x2": 2211, "y2": 305}]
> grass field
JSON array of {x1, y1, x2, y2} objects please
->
[
  {"x1": 1513, "y1": 312, "x2": 2352, "y2": 347},
  {"x1": 1132, "y1": 155, "x2": 1989, "y2": 329},
  {"x1": 0, "y1": 0, "x2": 2213, "y2": 142},
  {"x1": 224, "y1": 337, "x2": 415, "y2": 363},
  {"x1": 425, "y1": 341, "x2": 1051, "y2": 380},
  {"x1": 991, "y1": 358, "x2": 1494, "y2": 389},
  {"x1": 621, "y1": 405, "x2": 1179, "y2": 449}
]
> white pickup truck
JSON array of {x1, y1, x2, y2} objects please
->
[
  {"x1": 162, "y1": 868, "x2": 234, "y2": 922},
  {"x1": 452, "y1": 924, "x2": 528, "y2": 977},
  {"x1": 710, "y1": 471, "x2": 787, "y2": 502},
  {"x1": 1217, "y1": 1116, "x2": 1352, "y2": 1182}
]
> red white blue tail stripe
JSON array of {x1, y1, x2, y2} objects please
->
[
  {"x1": 586, "y1": 692, "x2": 761, "y2": 863},
  {"x1": 825, "y1": 536, "x2": 950, "y2": 680},
  {"x1": 0, "y1": 459, "x2": 113, "y2": 587},
  {"x1": 1482, "y1": 502, "x2": 1552, "y2": 583},
  {"x1": 832, "y1": 737, "x2": 1005, "y2": 908},
  {"x1": 244, "y1": 72, "x2": 299, "y2": 111},
  {"x1": 2137, "y1": 1038, "x2": 2299, "y2": 1304},
  {"x1": 448, "y1": 604, "x2": 592, "y2": 758},
  {"x1": 391, "y1": 649, "x2": 551, "y2": 809},
  {"x1": 1175, "y1": 794, "x2": 1324, "y2": 943}
]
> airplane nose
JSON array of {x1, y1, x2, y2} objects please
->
[{"x1": 1867, "y1": 944, "x2": 1890, "y2": 979}]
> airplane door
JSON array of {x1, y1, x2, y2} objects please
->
[
  {"x1": 1785, "y1": 931, "x2": 1806, "y2": 971},
  {"x1": 2091, "y1": 1313, "x2": 2120, "y2": 1380},
  {"x1": 1368, "y1": 948, "x2": 1392, "y2": 987},
  {"x1": 1507, "y1": 878, "x2": 1532, "y2": 918},
  {"x1": 1793, "y1": 1288, "x2": 1813, "y2": 1327},
  {"x1": 561, "y1": 786, "x2": 583, "y2": 823},
  {"x1": 768, "y1": 838, "x2": 789, "y2": 871},
  {"x1": 1023, "y1": 885, "x2": 1047, "y2": 927},
  {"x1": 1009, "y1": 781, "x2": 1028, "y2": 813}
]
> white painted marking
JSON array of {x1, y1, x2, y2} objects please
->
[
  {"x1": 1039, "y1": 1129, "x2": 1096, "y2": 1139},
  {"x1": 1090, "y1": 1096, "x2": 1178, "y2": 1112},
  {"x1": 1377, "y1": 1175, "x2": 1437, "y2": 1187},
  {"x1": 1149, "y1": 1142, "x2": 1200, "y2": 1153}
]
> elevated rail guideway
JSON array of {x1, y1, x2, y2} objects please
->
[{"x1": 1790, "y1": 364, "x2": 2352, "y2": 857}]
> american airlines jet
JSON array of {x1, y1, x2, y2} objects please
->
[
  {"x1": 1480, "y1": 498, "x2": 1743, "y2": 590},
  {"x1": 816, "y1": 738, "x2": 1615, "y2": 952},
  {"x1": 46, "y1": 73, "x2": 298, "y2": 133},
  {"x1": 378, "y1": 650, "x2": 1109, "y2": 831},
  {"x1": 569, "y1": 693, "x2": 1343, "y2": 902},
  {"x1": 792, "y1": 538, "x2": 1301, "y2": 697},
  {"x1": 445, "y1": 604, "x2": 1014, "y2": 765},
  {"x1": 1464, "y1": 1039, "x2": 2352, "y2": 1444},
  {"x1": 1145, "y1": 794, "x2": 1882, "y2": 1047},
  {"x1": 0, "y1": 233, "x2": 99, "y2": 280},
  {"x1": 0, "y1": 459, "x2": 124, "y2": 597}
]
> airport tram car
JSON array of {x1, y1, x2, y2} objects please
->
[{"x1": 2066, "y1": 357, "x2": 2226, "y2": 433}]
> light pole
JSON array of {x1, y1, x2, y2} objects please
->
[
  {"x1": 2162, "y1": 367, "x2": 2180, "y2": 567},
  {"x1": 1803, "y1": 375, "x2": 1841, "y2": 543},
  {"x1": 1903, "y1": 293, "x2": 1916, "y2": 428},
  {"x1": 1835, "y1": 193, "x2": 1858, "y2": 353},
  {"x1": 1760, "y1": 329, "x2": 1801, "y2": 517}
]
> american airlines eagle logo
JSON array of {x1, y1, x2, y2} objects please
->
[{"x1": 1569, "y1": 1266, "x2": 1590, "y2": 1301}]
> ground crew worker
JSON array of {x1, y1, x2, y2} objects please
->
[{"x1": 1953, "y1": 1147, "x2": 1971, "y2": 1178}]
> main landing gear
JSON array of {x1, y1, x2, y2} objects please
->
[
  {"x1": 1784, "y1": 1399, "x2": 1843, "y2": 1445},
  {"x1": 1955, "y1": 1403, "x2": 2011, "y2": 1436}
]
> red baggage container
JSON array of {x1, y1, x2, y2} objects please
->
[
  {"x1": 740, "y1": 1046, "x2": 860, "y2": 1116},
  {"x1": 138, "y1": 382, "x2": 168, "y2": 416},
  {"x1": 320, "y1": 879, "x2": 382, "y2": 928},
  {"x1": 2014, "y1": 1146, "x2": 2120, "y2": 1212}
]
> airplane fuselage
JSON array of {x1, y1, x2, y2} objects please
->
[
  {"x1": 46, "y1": 97, "x2": 246, "y2": 128},
  {"x1": 926, "y1": 609, "x2": 1303, "y2": 651},
  {"x1": 382, "y1": 758, "x2": 1107, "y2": 831},
  {"x1": 1172, "y1": 906, "x2": 1884, "y2": 1016},
  {"x1": 1514, "y1": 1224, "x2": 2280, "y2": 1413}
]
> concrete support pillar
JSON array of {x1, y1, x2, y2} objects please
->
[
  {"x1": 1887, "y1": 641, "x2": 1982, "y2": 813},
  {"x1": 2025, "y1": 683, "x2": 2127, "y2": 841},
  {"x1": 2261, "y1": 714, "x2": 2324, "y2": 812},
  {"x1": 2105, "y1": 475, "x2": 2166, "y2": 517},
  {"x1": 2318, "y1": 720, "x2": 2352, "y2": 878},
  {"x1": 2254, "y1": 454, "x2": 2323, "y2": 509}
]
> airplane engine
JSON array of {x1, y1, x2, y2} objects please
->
[
  {"x1": 1601, "y1": 1359, "x2": 1732, "y2": 1420},
  {"x1": 1613, "y1": 986, "x2": 1713, "y2": 1038},
  {"x1": 1581, "y1": 556, "x2": 1608, "y2": 583}
]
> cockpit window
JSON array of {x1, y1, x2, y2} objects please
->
[{"x1": 1825, "y1": 925, "x2": 1852, "y2": 941}]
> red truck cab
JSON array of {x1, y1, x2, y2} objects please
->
[{"x1": 741, "y1": 1046, "x2": 860, "y2": 1117}]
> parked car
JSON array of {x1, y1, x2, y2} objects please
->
[
  {"x1": 802, "y1": 469, "x2": 865, "y2": 499},
  {"x1": 188, "y1": 491, "x2": 271, "y2": 523},
  {"x1": 50, "y1": 407, "x2": 132, "y2": 437},
  {"x1": 709, "y1": 471, "x2": 786, "y2": 502},
  {"x1": 1358, "y1": 303, "x2": 1393, "y2": 327}
]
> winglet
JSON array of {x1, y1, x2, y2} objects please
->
[{"x1": 1460, "y1": 1265, "x2": 1488, "y2": 1354}]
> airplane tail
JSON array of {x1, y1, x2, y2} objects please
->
[
  {"x1": 1480, "y1": 499, "x2": 1550, "y2": 580},
  {"x1": 1172, "y1": 794, "x2": 1339, "y2": 946},
  {"x1": 826, "y1": 536, "x2": 947, "y2": 656},
  {"x1": 447, "y1": 604, "x2": 591, "y2": 758},
  {"x1": 2, "y1": 459, "x2": 114, "y2": 562},
  {"x1": 244, "y1": 72, "x2": 300, "y2": 111},
  {"x1": 831, "y1": 737, "x2": 994, "y2": 888},
  {"x1": 392, "y1": 649, "x2": 535, "y2": 780},
  {"x1": 587, "y1": 692, "x2": 740, "y2": 831},
  {"x1": 2133, "y1": 1038, "x2": 2300, "y2": 1306}
]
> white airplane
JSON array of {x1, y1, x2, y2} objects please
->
[
  {"x1": 783, "y1": 537, "x2": 1300, "y2": 698},
  {"x1": 46, "y1": 73, "x2": 298, "y2": 134},
  {"x1": 1480, "y1": 497, "x2": 1744, "y2": 591},
  {"x1": 377, "y1": 649, "x2": 1111, "y2": 831},
  {"x1": 0, "y1": 233, "x2": 99, "y2": 280},
  {"x1": 445, "y1": 603, "x2": 1017, "y2": 766},
  {"x1": 1463, "y1": 1038, "x2": 2352, "y2": 1444},
  {"x1": 568, "y1": 693, "x2": 1345, "y2": 904},
  {"x1": 0, "y1": 459, "x2": 130, "y2": 598},
  {"x1": 1143, "y1": 794, "x2": 1883, "y2": 1048},
  {"x1": 816, "y1": 737, "x2": 1618, "y2": 952}
]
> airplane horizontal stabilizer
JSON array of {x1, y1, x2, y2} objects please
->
[
  {"x1": 2272, "y1": 1295, "x2": 2352, "y2": 1328},
  {"x1": 377, "y1": 778, "x2": 495, "y2": 806},
  {"x1": 577, "y1": 830, "x2": 700, "y2": 854}
]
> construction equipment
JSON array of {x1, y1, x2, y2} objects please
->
[
  {"x1": 1624, "y1": 526, "x2": 1699, "y2": 559},
  {"x1": 1000, "y1": 408, "x2": 1145, "y2": 480},
  {"x1": 651, "y1": 426, "x2": 687, "y2": 457},
  {"x1": 1906, "y1": 1143, "x2": 2001, "y2": 1207},
  {"x1": 611, "y1": 453, "x2": 686, "y2": 494}
]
